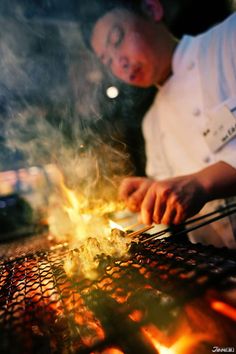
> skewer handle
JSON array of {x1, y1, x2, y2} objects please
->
[{"x1": 128, "y1": 225, "x2": 154, "y2": 238}]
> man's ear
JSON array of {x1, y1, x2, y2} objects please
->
[{"x1": 143, "y1": 0, "x2": 164, "y2": 21}]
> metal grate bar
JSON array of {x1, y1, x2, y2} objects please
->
[{"x1": 0, "y1": 238, "x2": 235, "y2": 354}]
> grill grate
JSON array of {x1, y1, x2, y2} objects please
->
[
  {"x1": 0, "y1": 236, "x2": 236, "y2": 354},
  {"x1": 0, "y1": 230, "x2": 52, "y2": 260}
]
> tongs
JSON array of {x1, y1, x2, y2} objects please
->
[{"x1": 141, "y1": 202, "x2": 236, "y2": 244}]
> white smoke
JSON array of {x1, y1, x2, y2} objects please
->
[{"x1": 0, "y1": 2, "x2": 134, "y2": 212}]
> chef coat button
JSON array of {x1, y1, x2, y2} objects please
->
[
  {"x1": 187, "y1": 61, "x2": 195, "y2": 70},
  {"x1": 193, "y1": 108, "x2": 201, "y2": 116},
  {"x1": 203, "y1": 156, "x2": 211, "y2": 164}
]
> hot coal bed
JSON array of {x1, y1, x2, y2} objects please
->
[{"x1": 0, "y1": 230, "x2": 236, "y2": 354}]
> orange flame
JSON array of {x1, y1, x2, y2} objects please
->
[
  {"x1": 141, "y1": 324, "x2": 212, "y2": 354},
  {"x1": 141, "y1": 325, "x2": 174, "y2": 354},
  {"x1": 47, "y1": 178, "x2": 132, "y2": 280},
  {"x1": 210, "y1": 300, "x2": 236, "y2": 322}
]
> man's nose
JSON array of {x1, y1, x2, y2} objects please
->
[
  {"x1": 119, "y1": 56, "x2": 129, "y2": 71},
  {"x1": 112, "y1": 56, "x2": 130, "y2": 78}
]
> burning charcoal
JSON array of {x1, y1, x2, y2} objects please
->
[
  {"x1": 127, "y1": 288, "x2": 180, "y2": 329},
  {"x1": 82, "y1": 289, "x2": 158, "y2": 354}
]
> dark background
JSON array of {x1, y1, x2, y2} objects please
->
[{"x1": 0, "y1": 0, "x2": 234, "y2": 177}]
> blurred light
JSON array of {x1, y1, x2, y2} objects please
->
[
  {"x1": 0, "y1": 201, "x2": 6, "y2": 208},
  {"x1": 211, "y1": 300, "x2": 236, "y2": 321},
  {"x1": 29, "y1": 166, "x2": 40, "y2": 175},
  {"x1": 106, "y1": 86, "x2": 119, "y2": 99}
]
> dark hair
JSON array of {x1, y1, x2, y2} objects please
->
[
  {"x1": 78, "y1": 0, "x2": 145, "y2": 49},
  {"x1": 78, "y1": 0, "x2": 234, "y2": 49}
]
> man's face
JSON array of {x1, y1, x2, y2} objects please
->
[{"x1": 91, "y1": 8, "x2": 164, "y2": 87}]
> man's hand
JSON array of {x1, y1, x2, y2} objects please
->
[
  {"x1": 119, "y1": 162, "x2": 236, "y2": 225},
  {"x1": 118, "y1": 176, "x2": 154, "y2": 212},
  {"x1": 119, "y1": 175, "x2": 207, "y2": 225},
  {"x1": 140, "y1": 175, "x2": 207, "y2": 225}
]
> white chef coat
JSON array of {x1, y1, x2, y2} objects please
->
[{"x1": 142, "y1": 13, "x2": 236, "y2": 248}]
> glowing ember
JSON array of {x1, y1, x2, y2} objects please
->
[
  {"x1": 210, "y1": 300, "x2": 236, "y2": 322},
  {"x1": 141, "y1": 323, "x2": 213, "y2": 354},
  {"x1": 142, "y1": 326, "x2": 174, "y2": 354},
  {"x1": 129, "y1": 309, "x2": 144, "y2": 322},
  {"x1": 101, "y1": 348, "x2": 124, "y2": 354}
]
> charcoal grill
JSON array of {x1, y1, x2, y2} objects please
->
[{"x1": 0, "y1": 231, "x2": 236, "y2": 354}]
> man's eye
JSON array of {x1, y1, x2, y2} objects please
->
[{"x1": 108, "y1": 26, "x2": 124, "y2": 47}]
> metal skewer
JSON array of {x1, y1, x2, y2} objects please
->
[
  {"x1": 124, "y1": 222, "x2": 142, "y2": 231},
  {"x1": 141, "y1": 204, "x2": 236, "y2": 244},
  {"x1": 128, "y1": 225, "x2": 154, "y2": 238},
  {"x1": 176, "y1": 202, "x2": 236, "y2": 227}
]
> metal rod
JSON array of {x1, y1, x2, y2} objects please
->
[
  {"x1": 124, "y1": 222, "x2": 142, "y2": 231},
  {"x1": 141, "y1": 207, "x2": 236, "y2": 244},
  {"x1": 141, "y1": 202, "x2": 236, "y2": 242},
  {"x1": 128, "y1": 225, "x2": 154, "y2": 238},
  {"x1": 177, "y1": 202, "x2": 236, "y2": 226}
]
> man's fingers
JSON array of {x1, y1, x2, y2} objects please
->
[
  {"x1": 173, "y1": 205, "x2": 186, "y2": 224},
  {"x1": 161, "y1": 205, "x2": 176, "y2": 225},
  {"x1": 141, "y1": 187, "x2": 156, "y2": 224},
  {"x1": 153, "y1": 197, "x2": 166, "y2": 224},
  {"x1": 126, "y1": 180, "x2": 153, "y2": 212},
  {"x1": 118, "y1": 177, "x2": 145, "y2": 200}
]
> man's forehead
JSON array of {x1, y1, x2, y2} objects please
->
[
  {"x1": 91, "y1": 18, "x2": 110, "y2": 52},
  {"x1": 91, "y1": 8, "x2": 137, "y2": 42},
  {"x1": 93, "y1": 8, "x2": 136, "y2": 31},
  {"x1": 91, "y1": 10, "x2": 119, "y2": 49}
]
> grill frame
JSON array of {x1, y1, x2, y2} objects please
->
[{"x1": 0, "y1": 235, "x2": 236, "y2": 354}]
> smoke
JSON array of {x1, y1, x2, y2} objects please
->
[{"x1": 0, "y1": 0, "x2": 136, "y2": 213}]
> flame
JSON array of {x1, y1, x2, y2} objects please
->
[
  {"x1": 138, "y1": 294, "x2": 232, "y2": 354},
  {"x1": 141, "y1": 320, "x2": 213, "y2": 354},
  {"x1": 62, "y1": 183, "x2": 80, "y2": 210},
  {"x1": 60, "y1": 179, "x2": 125, "y2": 216},
  {"x1": 48, "y1": 179, "x2": 120, "y2": 244},
  {"x1": 142, "y1": 326, "x2": 175, "y2": 354},
  {"x1": 47, "y1": 179, "x2": 132, "y2": 280}
]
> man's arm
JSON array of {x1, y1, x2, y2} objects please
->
[
  {"x1": 119, "y1": 161, "x2": 236, "y2": 225},
  {"x1": 195, "y1": 161, "x2": 236, "y2": 200},
  {"x1": 140, "y1": 161, "x2": 236, "y2": 225}
]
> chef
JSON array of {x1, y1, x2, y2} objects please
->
[{"x1": 79, "y1": 0, "x2": 236, "y2": 248}]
